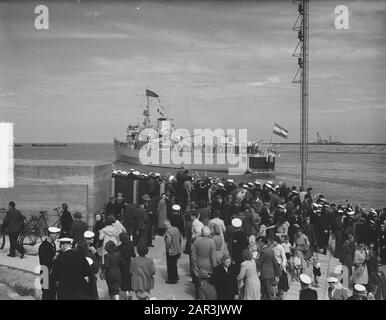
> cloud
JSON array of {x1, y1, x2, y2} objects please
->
[{"x1": 246, "y1": 75, "x2": 282, "y2": 87}]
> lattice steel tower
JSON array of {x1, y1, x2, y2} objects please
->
[{"x1": 292, "y1": 0, "x2": 309, "y2": 189}]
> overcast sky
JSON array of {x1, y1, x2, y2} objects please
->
[{"x1": 0, "y1": 0, "x2": 385, "y2": 143}]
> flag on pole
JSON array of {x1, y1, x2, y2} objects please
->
[
  {"x1": 146, "y1": 89, "x2": 159, "y2": 98},
  {"x1": 273, "y1": 122, "x2": 288, "y2": 139},
  {"x1": 146, "y1": 89, "x2": 160, "y2": 102}
]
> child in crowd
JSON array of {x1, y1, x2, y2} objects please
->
[
  {"x1": 293, "y1": 246, "x2": 306, "y2": 281},
  {"x1": 281, "y1": 235, "x2": 292, "y2": 271},
  {"x1": 311, "y1": 253, "x2": 321, "y2": 288}
]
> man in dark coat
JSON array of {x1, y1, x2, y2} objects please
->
[
  {"x1": 121, "y1": 203, "x2": 137, "y2": 243},
  {"x1": 229, "y1": 218, "x2": 248, "y2": 275},
  {"x1": 299, "y1": 274, "x2": 318, "y2": 300},
  {"x1": 369, "y1": 263, "x2": 386, "y2": 300},
  {"x1": 38, "y1": 227, "x2": 60, "y2": 300},
  {"x1": 134, "y1": 200, "x2": 149, "y2": 246},
  {"x1": 51, "y1": 238, "x2": 93, "y2": 300},
  {"x1": 105, "y1": 196, "x2": 121, "y2": 220},
  {"x1": 340, "y1": 233, "x2": 355, "y2": 287},
  {"x1": 334, "y1": 211, "x2": 345, "y2": 258},
  {"x1": 378, "y1": 224, "x2": 386, "y2": 264},
  {"x1": 211, "y1": 253, "x2": 238, "y2": 300},
  {"x1": 2, "y1": 201, "x2": 26, "y2": 258},
  {"x1": 68, "y1": 212, "x2": 88, "y2": 247},
  {"x1": 169, "y1": 204, "x2": 185, "y2": 238},
  {"x1": 257, "y1": 236, "x2": 280, "y2": 300},
  {"x1": 59, "y1": 203, "x2": 73, "y2": 238},
  {"x1": 313, "y1": 209, "x2": 330, "y2": 255}
]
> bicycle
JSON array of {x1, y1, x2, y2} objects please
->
[{"x1": 17, "y1": 208, "x2": 62, "y2": 255}]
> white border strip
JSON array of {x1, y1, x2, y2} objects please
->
[{"x1": 0, "y1": 123, "x2": 14, "y2": 188}]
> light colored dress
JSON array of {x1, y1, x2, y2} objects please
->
[
  {"x1": 352, "y1": 250, "x2": 369, "y2": 285},
  {"x1": 237, "y1": 260, "x2": 261, "y2": 300}
]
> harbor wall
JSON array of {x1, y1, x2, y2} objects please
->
[{"x1": 0, "y1": 160, "x2": 112, "y2": 227}]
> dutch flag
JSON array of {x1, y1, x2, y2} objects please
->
[{"x1": 273, "y1": 122, "x2": 288, "y2": 139}]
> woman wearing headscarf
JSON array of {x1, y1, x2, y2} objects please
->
[
  {"x1": 237, "y1": 249, "x2": 261, "y2": 300},
  {"x1": 117, "y1": 232, "x2": 136, "y2": 300},
  {"x1": 352, "y1": 243, "x2": 369, "y2": 286}
]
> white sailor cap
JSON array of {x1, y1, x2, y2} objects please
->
[
  {"x1": 299, "y1": 274, "x2": 312, "y2": 285},
  {"x1": 242, "y1": 184, "x2": 248, "y2": 188},
  {"x1": 313, "y1": 203, "x2": 322, "y2": 208},
  {"x1": 327, "y1": 277, "x2": 338, "y2": 283},
  {"x1": 319, "y1": 198, "x2": 328, "y2": 203},
  {"x1": 254, "y1": 180, "x2": 261, "y2": 185},
  {"x1": 370, "y1": 208, "x2": 377, "y2": 214},
  {"x1": 169, "y1": 175, "x2": 175, "y2": 181},
  {"x1": 86, "y1": 257, "x2": 93, "y2": 266},
  {"x1": 133, "y1": 171, "x2": 140, "y2": 175},
  {"x1": 354, "y1": 284, "x2": 366, "y2": 292},
  {"x1": 278, "y1": 205, "x2": 285, "y2": 210},
  {"x1": 248, "y1": 182, "x2": 254, "y2": 187},
  {"x1": 231, "y1": 218, "x2": 242, "y2": 228},
  {"x1": 172, "y1": 204, "x2": 181, "y2": 211},
  {"x1": 129, "y1": 168, "x2": 135, "y2": 171},
  {"x1": 338, "y1": 209, "x2": 344, "y2": 213},
  {"x1": 58, "y1": 237, "x2": 73, "y2": 244},
  {"x1": 227, "y1": 179, "x2": 234, "y2": 183},
  {"x1": 84, "y1": 231, "x2": 95, "y2": 239},
  {"x1": 218, "y1": 182, "x2": 224, "y2": 187},
  {"x1": 48, "y1": 227, "x2": 61, "y2": 234},
  {"x1": 267, "y1": 181, "x2": 273, "y2": 185},
  {"x1": 347, "y1": 211, "x2": 355, "y2": 216},
  {"x1": 154, "y1": 173, "x2": 160, "y2": 177}
]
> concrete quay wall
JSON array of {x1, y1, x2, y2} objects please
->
[{"x1": 0, "y1": 160, "x2": 112, "y2": 228}]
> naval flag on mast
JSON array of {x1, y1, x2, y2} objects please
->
[
  {"x1": 146, "y1": 89, "x2": 160, "y2": 103},
  {"x1": 273, "y1": 122, "x2": 288, "y2": 139}
]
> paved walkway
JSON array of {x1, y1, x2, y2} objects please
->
[{"x1": 1, "y1": 235, "x2": 356, "y2": 300}]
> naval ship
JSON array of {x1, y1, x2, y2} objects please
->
[{"x1": 114, "y1": 90, "x2": 277, "y2": 173}]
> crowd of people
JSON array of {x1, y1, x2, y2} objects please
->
[{"x1": 2, "y1": 168, "x2": 386, "y2": 300}]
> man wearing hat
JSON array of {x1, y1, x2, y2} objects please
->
[
  {"x1": 211, "y1": 252, "x2": 238, "y2": 300},
  {"x1": 164, "y1": 219, "x2": 182, "y2": 284},
  {"x1": 299, "y1": 274, "x2": 317, "y2": 300},
  {"x1": 229, "y1": 218, "x2": 248, "y2": 275},
  {"x1": 368, "y1": 262, "x2": 386, "y2": 300},
  {"x1": 84, "y1": 231, "x2": 97, "y2": 255},
  {"x1": 257, "y1": 236, "x2": 280, "y2": 300},
  {"x1": 105, "y1": 196, "x2": 120, "y2": 220},
  {"x1": 134, "y1": 197, "x2": 150, "y2": 247},
  {"x1": 69, "y1": 212, "x2": 88, "y2": 247},
  {"x1": 334, "y1": 210, "x2": 345, "y2": 258},
  {"x1": 169, "y1": 204, "x2": 185, "y2": 238},
  {"x1": 38, "y1": 226, "x2": 61, "y2": 300},
  {"x1": 59, "y1": 203, "x2": 73, "y2": 238},
  {"x1": 378, "y1": 223, "x2": 386, "y2": 264},
  {"x1": 327, "y1": 277, "x2": 348, "y2": 300},
  {"x1": 347, "y1": 284, "x2": 368, "y2": 300},
  {"x1": 51, "y1": 237, "x2": 93, "y2": 300}
]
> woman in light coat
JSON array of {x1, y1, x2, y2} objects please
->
[{"x1": 237, "y1": 249, "x2": 261, "y2": 300}]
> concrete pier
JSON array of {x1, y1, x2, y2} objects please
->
[{"x1": 0, "y1": 159, "x2": 112, "y2": 227}]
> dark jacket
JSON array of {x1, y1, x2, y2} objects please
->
[
  {"x1": 369, "y1": 270, "x2": 386, "y2": 300},
  {"x1": 257, "y1": 245, "x2": 280, "y2": 280},
  {"x1": 69, "y1": 219, "x2": 88, "y2": 245},
  {"x1": 299, "y1": 287, "x2": 318, "y2": 300},
  {"x1": 3, "y1": 208, "x2": 25, "y2": 233},
  {"x1": 38, "y1": 239, "x2": 57, "y2": 272},
  {"x1": 60, "y1": 210, "x2": 73, "y2": 235},
  {"x1": 169, "y1": 213, "x2": 185, "y2": 238},
  {"x1": 134, "y1": 206, "x2": 149, "y2": 231},
  {"x1": 340, "y1": 240, "x2": 355, "y2": 269},
  {"x1": 51, "y1": 249, "x2": 92, "y2": 300},
  {"x1": 211, "y1": 264, "x2": 238, "y2": 300}
]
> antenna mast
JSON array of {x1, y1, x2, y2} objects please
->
[{"x1": 292, "y1": 0, "x2": 309, "y2": 189}]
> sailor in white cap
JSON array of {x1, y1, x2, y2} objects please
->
[
  {"x1": 172, "y1": 204, "x2": 181, "y2": 211},
  {"x1": 51, "y1": 236, "x2": 93, "y2": 300},
  {"x1": 327, "y1": 276, "x2": 348, "y2": 300},
  {"x1": 83, "y1": 231, "x2": 98, "y2": 255},
  {"x1": 347, "y1": 284, "x2": 367, "y2": 300},
  {"x1": 299, "y1": 274, "x2": 318, "y2": 300},
  {"x1": 226, "y1": 178, "x2": 234, "y2": 184},
  {"x1": 231, "y1": 218, "x2": 242, "y2": 228},
  {"x1": 38, "y1": 226, "x2": 61, "y2": 300}
]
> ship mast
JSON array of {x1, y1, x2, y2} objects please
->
[{"x1": 292, "y1": 0, "x2": 309, "y2": 189}]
